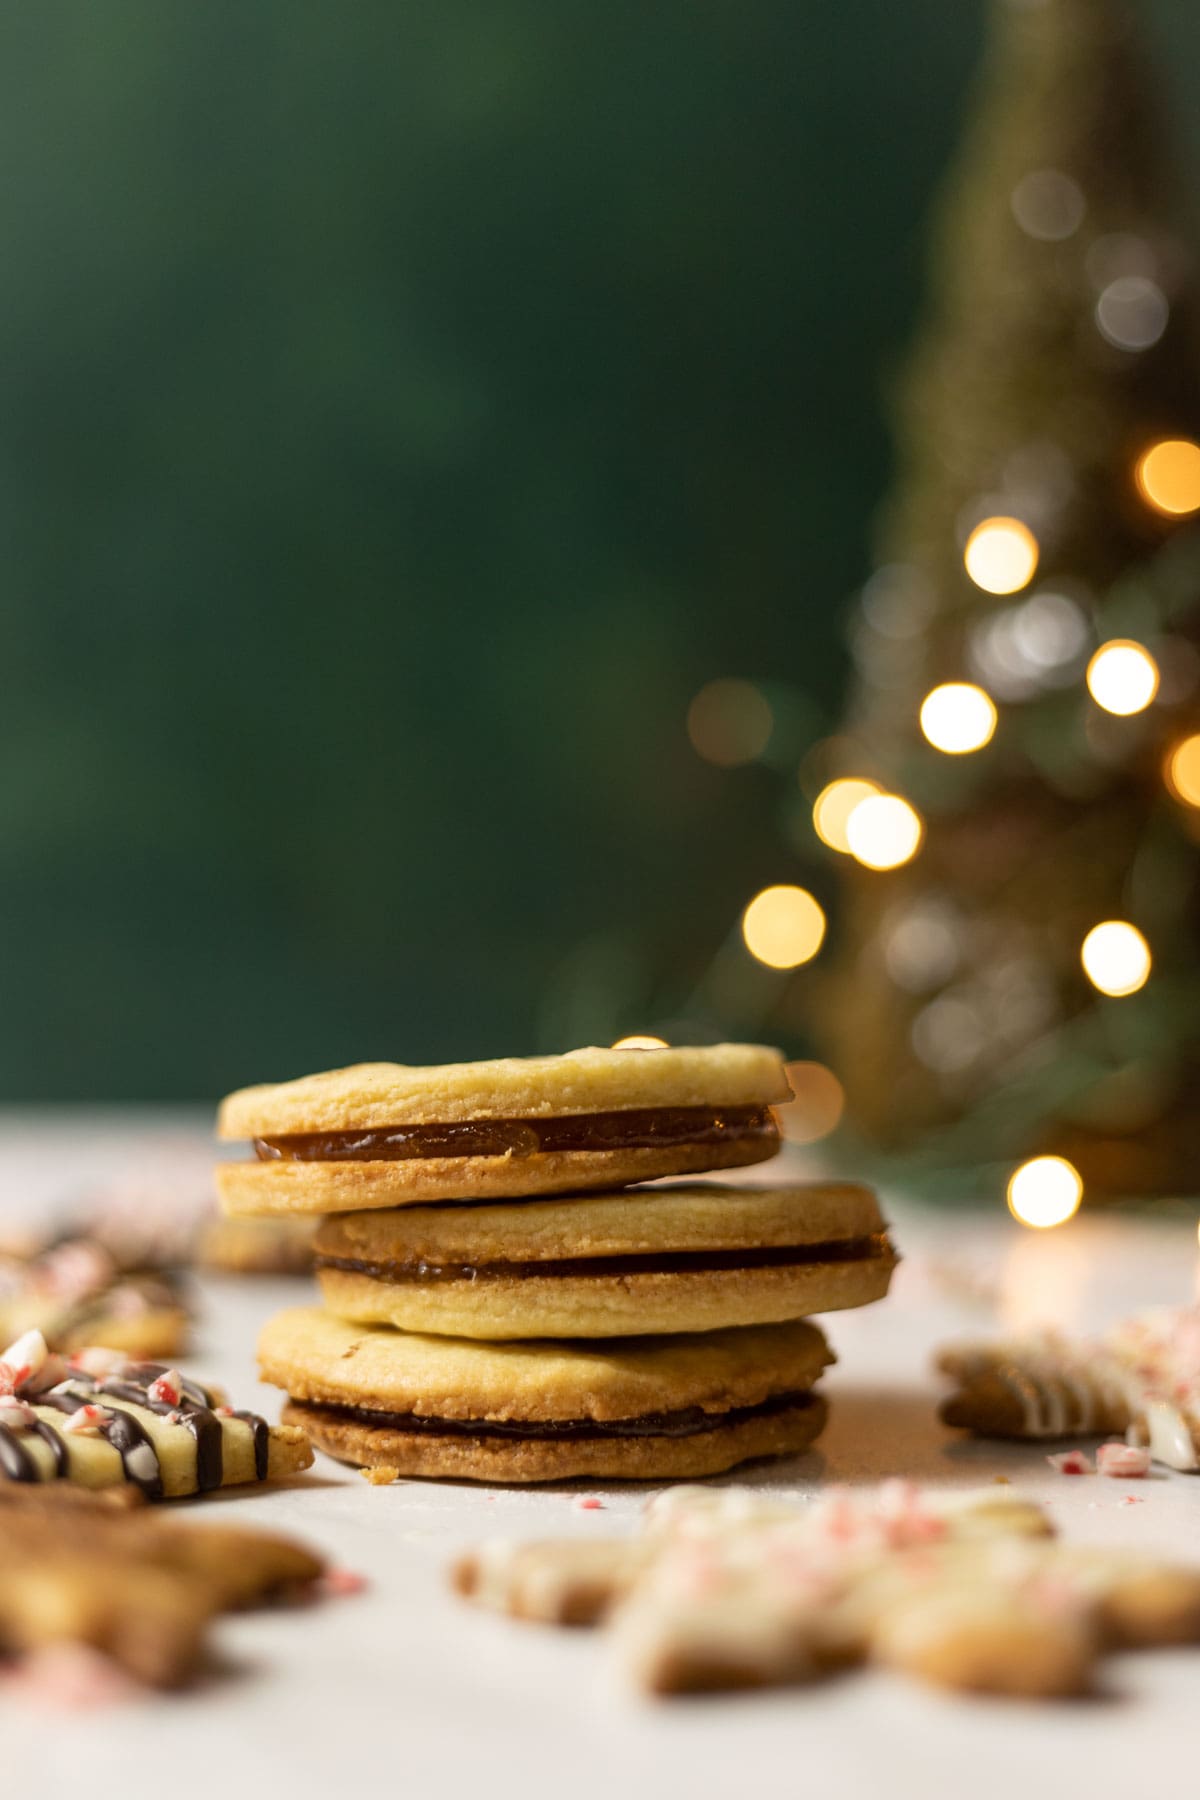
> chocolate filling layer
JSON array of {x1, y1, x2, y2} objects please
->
[
  {"x1": 294, "y1": 1388, "x2": 818, "y2": 1443},
  {"x1": 315, "y1": 1233, "x2": 892, "y2": 1285},
  {"x1": 253, "y1": 1105, "x2": 775, "y2": 1163}
]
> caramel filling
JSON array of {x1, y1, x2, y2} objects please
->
[
  {"x1": 254, "y1": 1105, "x2": 776, "y2": 1163},
  {"x1": 315, "y1": 1233, "x2": 891, "y2": 1285},
  {"x1": 295, "y1": 1389, "x2": 818, "y2": 1443}
]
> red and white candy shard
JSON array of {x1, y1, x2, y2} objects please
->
[
  {"x1": 1046, "y1": 1450, "x2": 1093, "y2": 1475},
  {"x1": 0, "y1": 1395, "x2": 38, "y2": 1429},
  {"x1": 1096, "y1": 1441, "x2": 1151, "y2": 1479},
  {"x1": 0, "y1": 1328, "x2": 53, "y2": 1396},
  {"x1": 147, "y1": 1370, "x2": 182, "y2": 1407},
  {"x1": 69, "y1": 1347, "x2": 128, "y2": 1380},
  {"x1": 61, "y1": 1404, "x2": 112, "y2": 1435}
]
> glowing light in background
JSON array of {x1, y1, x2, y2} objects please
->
[
  {"x1": 1007, "y1": 1156, "x2": 1083, "y2": 1229},
  {"x1": 812, "y1": 777, "x2": 881, "y2": 852},
  {"x1": 775, "y1": 1061, "x2": 845, "y2": 1144},
  {"x1": 1136, "y1": 438, "x2": 1200, "y2": 517},
  {"x1": 919, "y1": 683, "x2": 998, "y2": 754},
  {"x1": 1080, "y1": 921, "x2": 1151, "y2": 997},
  {"x1": 963, "y1": 517, "x2": 1039, "y2": 595},
  {"x1": 1095, "y1": 276, "x2": 1169, "y2": 351},
  {"x1": 1166, "y1": 735, "x2": 1200, "y2": 807},
  {"x1": 845, "y1": 794, "x2": 923, "y2": 870},
  {"x1": 611, "y1": 1035, "x2": 668, "y2": 1050},
  {"x1": 1010, "y1": 169, "x2": 1085, "y2": 242},
  {"x1": 1086, "y1": 640, "x2": 1159, "y2": 715},
  {"x1": 742, "y1": 885, "x2": 826, "y2": 969},
  {"x1": 687, "y1": 679, "x2": 773, "y2": 767}
]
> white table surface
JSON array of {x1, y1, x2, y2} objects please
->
[{"x1": 2, "y1": 1111, "x2": 1199, "y2": 1799}]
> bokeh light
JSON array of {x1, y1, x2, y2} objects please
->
[
  {"x1": 742, "y1": 885, "x2": 826, "y2": 969},
  {"x1": 774, "y1": 1061, "x2": 845, "y2": 1145},
  {"x1": 687, "y1": 679, "x2": 773, "y2": 767},
  {"x1": 919, "y1": 683, "x2": 998, "y2": 754},
  {"x1": 1095, "y1": 276, "x2": 1169, "y2": 351},
  {"x1": 812, "y1": 777, "x2": 881, "y2": 852},
  {"x1": 963, "y1": 517, "x2": 1039, "y2": 595},
  {"x1": 1135, "y1": 439, "x2": 1200, "y2": 517},
  {"x1": 1086, "y1": 640, "x2": 1159, "y2": 715},
  {"x1": 845, "y1": 794, "x2": 923, "y2": 870},
  {"x1": 1010, "y1": 169, "x2": 1085, "y2": 242},
  {"x1": 1080, "y1": 921, "x2": 1151, "y2": 997},
  {"x1": 611, "y1": 1035, "x2": 668, "y2": 1050},
  {"x1": 1166, "y1": 734, "x2": 1200, "y2": 807},
  {"x1": 1007, "y1": 1156, "x2": 1083, "y2": 1229}
]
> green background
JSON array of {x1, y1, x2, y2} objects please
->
[{"x1": 2, "y1": 2, "x2": 1198, "y2": 1099}]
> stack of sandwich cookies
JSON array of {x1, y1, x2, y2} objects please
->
[{"x1": 225, "y1": 1045, "x2": 897, "y2": 1483}]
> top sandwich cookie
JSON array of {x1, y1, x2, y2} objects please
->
[{"x1": 217, "y1": 1044, "x2": 788, "y2": 1215}]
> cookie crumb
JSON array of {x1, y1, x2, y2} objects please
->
[
  {"x1": 360, "y1": 1465, "x2": 400, "y2": 1487},
  {"x1": 991, "y1": 1475, "x2": 1011, "y2": 1485}
]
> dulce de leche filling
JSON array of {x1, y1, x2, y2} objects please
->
[
  {"x1": 292, "y1": 1388, "x2": 818, "y2": 1443},
  {"x1": 253, "y1": 1105, "x2": 776, "y2": 1163}
]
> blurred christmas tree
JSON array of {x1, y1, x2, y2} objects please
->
[{"x1": 811, "y1": 0, "x2": 1200, "y2": 1204}]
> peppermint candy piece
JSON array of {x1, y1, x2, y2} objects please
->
[
  {"x1": 0, "y1": 1395, "x2": 38, "y2": 1430},
  {"x1": 61, "y1": 1404, "x2": 113, "y2": 1436},
  {"x1": 1096, "y1": 1441, "x2": 1151, "y2": 1479},
  {"x1": 147, "y1": 1369, "x2": 182, "y2": 1407},
  {"x1": 69, "y1": 1347, "x2": 129, "y2": 1380},
  {"x1": 1046, "y1": 1450, "x2": 1093, "y2": 1475}
]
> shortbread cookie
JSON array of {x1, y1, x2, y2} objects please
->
[
  {"x1": 454, "y1": 1481, "x2": 1200, "y2": 1699},
  {"x1": 0, "y1": 1236, "x2": 191, "y2": 1358},
  {"x1": 0, "y1": 1330, "x2": 312, "y2": 1498},
  {"x1": 217, "y1": 1045, "x2": 788, "y2": 1215},
  {"x1": 315, "y1": 1181, "x2": 895, "y2": 1339},
  {"x1": 0, "y1": 1482, "x2": 324, "y2": 1688},
  {"x1": 197, "y1": 1211, "x2": 317, "y2": 1276},
  {"x1": 938, "y1": 1307, "x2": 1200, "y2": 1471},
  {"x1": 259, "y1": 1306, "x2": 831, "y2": 1483}
]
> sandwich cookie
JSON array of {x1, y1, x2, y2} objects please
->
[
  {"x1": 259, "y1": 1306, "x2": 832, "y2": 1483},
  {"x1": 217, "y1": 1044, "x2": 788, "y2": 1216},
  {"x1": 314, "y1": 1181, "x2": 896, "y2": 1339}
]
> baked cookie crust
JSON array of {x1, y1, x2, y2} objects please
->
[
  {"x1": 316, "y1": 1253, "x2": 895, "y2": 1340},
  {"x1": 283, "y1": 1392, "x2": 827, "y2": 1484},
  {"x1": 216, "y1": 1137, "x2": 777, "y2": 1217},
  {"x1": 257, "y1": 1306, "x2": 832, "y2": 1424},
  {"x1": 219, "y1": 1044, "x2": 789, "y2": 1137}
]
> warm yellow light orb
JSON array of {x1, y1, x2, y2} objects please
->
[
  {"x1": 1007, "y1": 1156, "x2": 1083, "y2": 1229},
  {"x1": 812, "y1": 777, "x2": 881, "y2": 853},
  {"x1": 1136, "y1": 438, "x2": 1200, "y2": 517},
  {"x1": 775, "y1": 1061, "x2": 845, "y2": 1145},
  {"x1": 1086, "y1": 640, "x2": 1159, "y2": 715},
  {"x1": 1080, "y1": 921, "x2": 1151, "y2": 997},
  {"x1": 1167, "y1": 734, "x2": 1200, "y2": 807},
  {"x1": 611, "y1": 1035, "x2": 668, "y2": 1050},
  {"x1": 919, "y1": 682, "x2": 998, "y2": 754},
  {"x1": 687, "y1": 679, "x2": 773, "y2": 767},
  {"x1": 741, "y1": 885, "x2": 826, "y2": 970},
  {"x1": 963, "y1": 517, "x2": 1039, "y2": 595},
  {"x1": 845, "y1": 794, "x2": 923, "y2": 870}
]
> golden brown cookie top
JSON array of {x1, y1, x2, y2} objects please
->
[
  {"x1": 219, "y1": 1044, "x2": 789, "y2": 1137},
  {"x1": 258, "y1": 1305, "x2": 832, "y2": 1424},
  {"x1": 314, "y1": 1180, "x2": 886, "y2": 1265}
]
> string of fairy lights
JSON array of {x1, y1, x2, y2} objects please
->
[{"x1": 621, "y1": 441, "x2": 1200, "y2": 1230}]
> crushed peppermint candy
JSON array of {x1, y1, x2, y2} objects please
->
[
  {"x1": 0, "y1": 1395, "x2": 38, "y2": 1429},
  {"x1": 1120, "y1": 1495, "x2": 1146, "y2": 1506},
  {"x1": 320, "y1": 1568, "x2": 368, "y2": 1598},
  {"x1": 68, "y1": 1346, "x2": 128, "y2": 1380},
  {"x1": 1046, "y1": 1450, "x2": 1093, "y2": 1475},
  {"x1": 61, "y1": 1404, "x2": 112, "y2": 1436},
  {"x1": 573, "y1": 1496, "x2": 605, "y2": 1511},
  {"x1": 147, "y1": 1370, "x2": 182, "y2": 1407},
  {"x1": 1096, "y1": 1441, "x2": 1152, "y2": 1479}
]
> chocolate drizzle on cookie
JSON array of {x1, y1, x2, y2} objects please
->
[
  {"x1": 0, "y1": 1361, "x2": 271, "y2": 1497},
  {"x1": 315, "y1": 1233, "x2": 894, "y2": 1287},
  {"x1": 253, "y1": 1105, "x2": 777, "y2": 1164}
]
